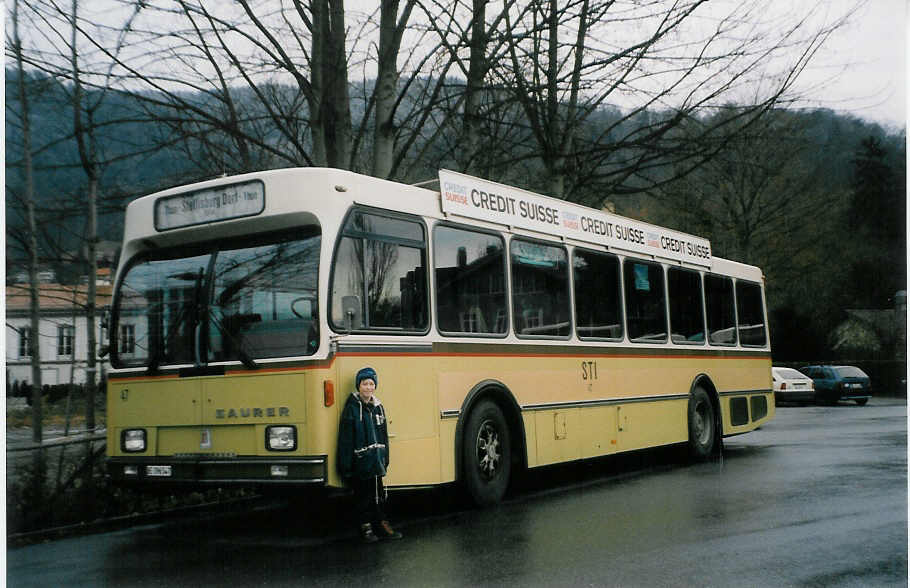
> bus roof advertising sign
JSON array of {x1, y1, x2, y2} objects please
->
[{"x1": 438, "y1": 169, "x2": 711, "y2": 266}]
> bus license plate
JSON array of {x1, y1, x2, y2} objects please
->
[{"x1": 146, "y1": 465, "x2": 172, "y2": 477}]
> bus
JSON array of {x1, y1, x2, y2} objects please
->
[{"x1": 106, "y1": 167, "x2": 773, "y2": 506}]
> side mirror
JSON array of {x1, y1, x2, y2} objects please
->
[
  {"x1": 100, "y1": 305, "x2": 111, "y2": 331},
  {"x1": 341, "y1": 296, "x2": 362, "y2": 332}
]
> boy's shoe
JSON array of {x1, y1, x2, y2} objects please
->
[
  {"x1": 360, "y1": 523, "x2": 379, "y2": 543},
  {"x1": 374, "y1": 520, "x2": 403, "y2": 540}
]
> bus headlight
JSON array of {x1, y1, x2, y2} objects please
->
[
  {"x1": 266, "y1": 426, "x2": 297, "y2": 451},
  {"x1": 121, "y1": 429, "x2": 146, "y2": 453}
]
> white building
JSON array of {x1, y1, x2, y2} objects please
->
[{"x1": 5, "y1": 281, "x2": 112, "y2": 387}]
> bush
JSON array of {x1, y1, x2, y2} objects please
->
[
  {"x1": 7, "y1": 443, "x2": 255, "y2": 537},
  {"x1": 23, "y1": 383, "x2": 82, "y2": 406}
]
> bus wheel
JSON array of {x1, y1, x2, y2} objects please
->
[
  {"x1": 688, "y1": 387, "x2": 716, "y2": 460},
  {"x1": 463, "y1": 400, "x2": 511, "y2": 506}
]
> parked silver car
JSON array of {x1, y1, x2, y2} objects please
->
[{"x1": 772, "y1": 366, "x2": 815, "y2": 405}]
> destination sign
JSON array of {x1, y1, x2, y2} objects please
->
[
  {"x1": 155, "y1": 180, "x2": 265, "y2": 231},
  {"x1": 438, "y1": 169, "x2": 711, "y2": 266}
]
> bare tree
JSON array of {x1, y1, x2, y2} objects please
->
[
  {"x1": 19, "y1": 0, "x2": 140, "y2": 431},
  {"x1": 9, "y1": 0, "x2": 47, "y2": 499},
  {"x1": 297, "y1": 0, "x2": 352, "y2": 168},
  {"x1": 651, "y1": 109, "x2": 834, "y2": 265},
  {"x1": 66, "y1": 0, "x2": 102, "y2": 433},
  {"x1": 414, "y1": 0, "x2": 525, "y2": 178},
  {"x1": 489, "y1": 0, "x2": 853, "y2": 202},
  {"x1": 12, "y1": 0, "x2": 857, "y2": 197},
  {"x1": 371, "y1": 0, "x2": 416, "y2": 177},
  {"x1": 67, "y1": 1, "x2": 434, "y2": 179},
  {"x1": 50, "y1": 1, "x2": 529, "y2": 182}
]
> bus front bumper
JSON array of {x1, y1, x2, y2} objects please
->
[{"x1": 107, "y1": 455, "x2": 327, "y2": 486}]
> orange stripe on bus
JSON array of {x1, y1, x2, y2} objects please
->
[
  {"x1": 109, "y1": 350, "x2": 768, "y2": 381},
  {"x1": 337, "y1": 351, "x2": 769, "y2": 361}
]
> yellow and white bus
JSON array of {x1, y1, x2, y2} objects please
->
[{"x1": 106, "y1": 167, "x2": 772, "y2": 505}]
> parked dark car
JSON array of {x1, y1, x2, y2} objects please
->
[{"x1": 799, "y1": 365, "x2": 872, "y2": 406}]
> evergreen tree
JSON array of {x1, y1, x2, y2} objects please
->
[{"x1": 844, "y1": 136, "x2": 907, "y2": 308}]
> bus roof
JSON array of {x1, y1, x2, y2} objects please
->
[{"x1": 120, "y1": 167, "x2": 763, "y2": 282}]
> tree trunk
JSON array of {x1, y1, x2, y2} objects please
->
[
  {"x1": 308, "y1": 0, "x2": 328, "y2": 166},
  {"x1": 13, "y1": 0, "x2": 46, "y2": 501},
  {"x1": 372, "y1": 0, "x2": 402, "y2": 178},
  {"x1": 327, "y1": 0, "x2": 352, "y2": 168},
  {"x1": 69, "y1": 0, "x2": 98, "y2": 432},
  {"x1": 85, "y1": 175, "x2": 98, "y2": 432},
  {"x1": 307, "y1": 0, "x2": 352, "y2": 169},
  {"x1": 547, "y1": 158, "x2": 566, "y2": 199},
  {"x1": 13, "y1": 0, "x2": 43, "y2": 442},
  {"x1": 69, "y1": 0, "x2": 100, "y2": 516},
  {"x1": 461, "y1": 0, "x2": 488, "y2": 176}
]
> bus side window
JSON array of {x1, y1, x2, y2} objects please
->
[
  {"x1": 510, "y1": 239, "x2": 570, "y2": 338},
  {"x1": 573, "y1": 249, "x2": 623, "y2": 340},
  {"x1": 668, "y1": 267, "x2": 705, "y2": 344},
  {"x1": 624, "y1": 259, "x2": 667, "y2": 343},
  {"x1": 433, "y1": 225, "x2": 507, "y2": 335},
  {"x1": 705, "y1": 274, "x2": 737, "y2": 346},
  {"x1": 736, "y1": 280, "x2": 767, "y2": 346},
  {"x1": 330, "y1": 209, "x2": 428, "y2": 333}
]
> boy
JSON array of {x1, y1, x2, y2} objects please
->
[{"x1": 337, "y1": 367, "x2": 403, "y2": 543}]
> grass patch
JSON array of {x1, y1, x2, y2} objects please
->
[{"x1": 7, "y1": 393, "x2": 251, "y2": 537}]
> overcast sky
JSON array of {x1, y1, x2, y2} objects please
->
[
  {"x1": 792, "y1": 0, "x2": 906, "y2": 128},
  {"x1": 14, "y1": 0, "x2": 907, "y2": 129}
]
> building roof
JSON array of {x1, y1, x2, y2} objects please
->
[{"x1": 6, "y1": 283, "x2": 113, "y2": 313}]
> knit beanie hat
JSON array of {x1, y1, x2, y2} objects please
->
[{"x1": 355, "y1": 367, "x2": 378, "y2": 391}]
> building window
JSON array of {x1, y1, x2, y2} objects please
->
[
  {"x1": 57, "y1": 325, "x2": 74, "y2": 356},
  {"x1": 119, "y1": 324, "x2": 135, "y2": 354},
  {"x1": 18, "y1": 327, "x2": 32, "y2": 358}
]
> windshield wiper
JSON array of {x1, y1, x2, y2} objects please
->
[{"x1": 209, "y1": 313, "x2": 259, "y2": 370}]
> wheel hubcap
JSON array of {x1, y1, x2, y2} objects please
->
[
  {"x1": 476, "y1": 420, "x2": 501, "y2": 480},
  {"x1": 694, "y1": 401, "x2": 710, "y2": 445}
]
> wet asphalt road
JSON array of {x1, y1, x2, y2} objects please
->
[{"x1": 7, "y1": 397, "x2": 907, "y2": 587}]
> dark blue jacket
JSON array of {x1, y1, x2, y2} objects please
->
[{"x1": 337, "y1": 392, "x2": 390, "y2": 480}]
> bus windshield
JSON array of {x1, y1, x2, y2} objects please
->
[{"x1": 112, "y1": 229, "x2": 321, "y2": 368}]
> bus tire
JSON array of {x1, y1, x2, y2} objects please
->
[
  {"x1": 688, "y1": 386, "x2": 716, "y2": 460},
  {"x1": 463, "y1": 400, "x2": 511, "y2": 506}
]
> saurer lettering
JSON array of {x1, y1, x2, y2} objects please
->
[{"x1": 215, "y1": 407, "x2": 290, "y2": 419}]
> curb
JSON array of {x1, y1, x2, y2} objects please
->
[{"x1": 7, "y1": 495, "x2": 265, "y2": 548}]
